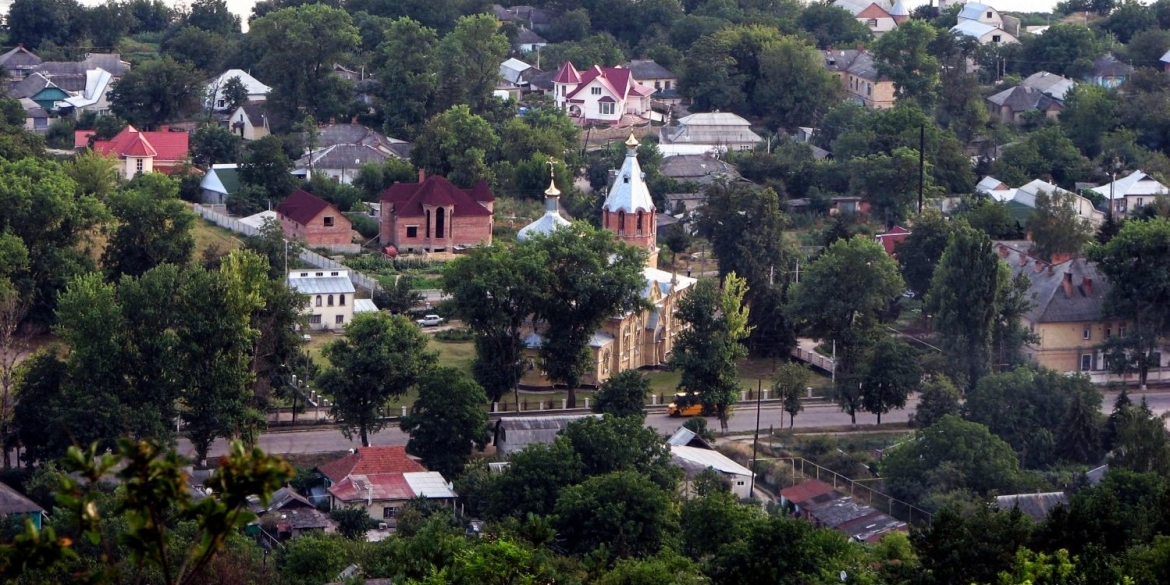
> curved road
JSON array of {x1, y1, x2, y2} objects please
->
[{"x1": 178, "y1": 390, "x2": 1170, "y2": 460}]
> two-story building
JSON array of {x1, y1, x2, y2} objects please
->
[
  {"x1": 275, "y1": 189, "x2": 355, "y2": 252},
  {"x1": 659, "y1": 112, "x2": 764, "y2": 155},
  {"x1": 378, "y1": 172, "x2": 495, "y2": 255},
  {"x1": 287, "y1": 269, "x2": 374, "y2": 330},
  {"x1": 822, "y1": 49, "x2": 896, "y2": 109},
  {"x1": 552, "y1": 62, "x2": 655, "y2": 125},
  {"x1": 84, "y1": 125, "x2": 190, "y2": 178},
  {"x1": 1091, "y1": 170, "x2": 1169, "y2": 216},
  {"x1": 831, "y1": 0, "x2": 908, "y2": 36}
]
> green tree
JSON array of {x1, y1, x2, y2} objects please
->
[
  {"x1": 561, "y1": 415, "x2": 679, "y2": 490},
  {"x1": 996, "y1": 126, "x2": 1091, "y2": 190},
  {"x1": 249, "y1": 4, "x2": 360, "y2": 125},
  {"x1": 374, "y1": 18, "x2": 440, "y2": 140},
  {"x1": 897, "y1": 210, "x2": 953, "y2": 298},
  {"x1": 373, "y1": 276, "x2": 423, "y2": 315},
  {"x1": 101, "y1": 175, "x2": 196, "y2": 279},
  {"x1": 881, "y1": 415, "x2": 1025, "y2": 504},
  {"x1": 772, "y1": 362, "x2": 809, "y2": 429},
  {"x1": 441, "y1": 244, "x2": 545, "y2": 404},
  {"x1": 190, "y1": 123, "x2": 243, "y2": 168},
  {"x1": 161, "y1": 26, "x2": 228, "y2": 73},
  {"x1": 1027, "y1": 189, "x2": 1094, "y2": 263},
  {"x1": 400, "y1": 367, "x2": 490, "y2": 478},
  {"x1": 788, "y1": 237, "x2": 904, "y2": 424},
  {"x1": 913, "y1": 506, "x2": 1035, "y2": 585},
  {"x1": 671, "y1": 274, "x2": 752, "y2": 433},
  {"x1": 330, "y1": 507, "x2": 373, "y2": 540},
  {"x1": 925, "y1": 222, "x2": 1003, "y2": 389},
  {"x1": 411, "y1": 105, "x2": 499, "y2": 187},
  {"x1": 1018, "y1": 23, "x2": 1103, "y2": 78},
  {"x1": 874, "y1": 20, "x2": 940, "y2": 108},
  {"x1": 592, "y1": 370, "x2": 650, "y2": 420},
  {"x1": 108, "y1": 57, "x2": 204, "y2": 130},
  {"x1": 797, "y1": 2, "x2": 872, "y2": 49},
  {"x1": 849, "y1": 147, "x2": 937, "y2": 227},
  {"x1": 0, "y1": 158, "x2": 108, "y2": 326},
  {"x1": 481, "y1": 439, "x2": 584, "y2": 519},
  {"x1": 1056, "y1": 380, "x2": 1106, "y2": 465},
  {"x1": 434, "y1": 14, "x2": 510, "y2": 115},
  {"x1": 597, "y1": 552, "x2": 708, "y2": 585},
  {"x1": 6, "y1": 0, "x2": 86, "y2": 50},
  {"x1": 860, "y1": 337, "x2": 920, "y2": 425},
  {"x1": 187, "y1": 0, "x2": 240, "y2": 34},
  {"x1": 529, "y1": 223, "x2": 648, "y2": 408},
  {"x1": 553, "y1": 470, "x2": 677, "y2": 559},
  {"x1": 317, "y1": 312, "x2": 437, "y2": 446},
  {"x1": 63, "y1": 149, "x2": 121, "y2": 200},
  {"x1": 706, "y1": 513, "x2": 859, "y2": 585},
  {"x1": 1059, "y1": 84, "x2": 1119, "y2": 160},
  {"x1": 1089, "y1": 218, "x2": 1170, "y2": 389},
  {"x1": 237, "y1": 135, "x2": 297, "y2": 208},
  {"x1": 1108, "y1": 397, "x2": 1170, "y2": 474},
  {"x1": 909, "y1": 375, "x2": 962, "y2": 429}
]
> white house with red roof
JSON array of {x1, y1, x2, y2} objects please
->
[
  {"x1": 378, "y1": 172, "x2": 495, "y2": 254},
  {"x1": 78, "y1": 126, "x2": 190, "y2": 178},
  {"x1": 316, "y1": 446, "x2": 456, "y2": 522},
  {"x1": 552, "y1": 62, "x2": 655, "y2": 125}
]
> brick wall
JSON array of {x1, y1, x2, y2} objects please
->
[
  {"x1": 381, "y1": 210, "x2": 493, "y2": 252},
  {"x1": 282, "y1": 209, "x2": 353, "y2": 246}
]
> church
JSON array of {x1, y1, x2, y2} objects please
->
[{"x1": 518, "y1": 134, "x2": 697, "y2": 389}]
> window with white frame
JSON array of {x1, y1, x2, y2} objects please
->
[
  {"x1": 1080, "y1": 354, "x2": 1092, "y2": 371},
  {"x1": 1083, "y1": 326, "x2": 1091, "y2": 340},
  {"x1": 135, "y1": 158, "x2": 144, "y2": 173},
  {"x1": 309, "y1": 314, "x2": 322, "y2": 325},
  {"x1": 599, "y1": 102, "x2": 614, "y2": 115}
]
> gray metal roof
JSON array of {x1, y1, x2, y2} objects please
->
[
  {"x1": 987, "y1": 85, "x2": 1058, "y2": 113},
  {"x1": 999, "y1": 244, "x2": 1108, "y2": 324},
  {"x1": 287, "y1": 274, "x2": 355, "y2": 295},
  {"x1": 995, "y1": 492, "x2": 1069, "y2": 521},
  {"x1": 1020, "y1": 71, "x2": 1076, "y2": 101},
  {"x1": 0, "y1": 481, "x2": 43, "y2": 515},
  {"x1": 622, "y1": 59, "x2": 675, "y2": 80},
  {"x1": 494, "y1": 414, "x2": 601, "y2": 454},
  {"x1": 659, "y1": 154, "x2": 739, "y2": 183}
]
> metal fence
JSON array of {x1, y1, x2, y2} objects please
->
[
  {"x1": 763, "y1": 456, "x2": 933, "y2": 526},
  {"x1": 193, "y1": 204, "x2": 380, "y2": 292}
]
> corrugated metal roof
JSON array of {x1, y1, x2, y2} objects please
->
[
  {"x1": 670, "y1": 445, "x2": 753, "y2": 476},
  {"x1": 995, "y1": 492, "x2": 1069, "y2": 521},
  {"x1": 403, "y1": 472, "x2": 457, "y2": 498},
  {"x1": 287, "y1": 274, "x2": 355, "y2": 295},
  {"x1": 353, "y1": 299, "x2": 379, "y2": 313}
]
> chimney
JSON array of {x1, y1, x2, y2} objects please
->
[
  {"x1": 1082, "y1": 276, "x2": 1093, "y2": 296},
  {"x1": 350, "y1": 116, "x2": 358, "y2": 124},
  {"x1": 418, "y1": 169, "x2": 426, "y2": 183},
  {"x1": 998, "y1": 244, "x2": 1009, "y2": 258},
  {"x1": 1048, "y1": 265, "x2": 1054, "y2": 276},
  {"x1": 1018, "y1": 251, "x2": 1028, "y2": 266},
  {"x1": 1050, "y1": 251, "x2": 1071, "y2": 264},
  {"x1": 1035, "y1": 260, "x2": 1045, "y2": 273},
  {"x1": 1062, "y1": 272, "x2": 1073, "y2": 298}
]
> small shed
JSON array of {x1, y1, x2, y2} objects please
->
[
  {"x1": 493, "y1": 414, "x2": 600, "y2": 455},
  {"x1": 0, "y1": 481, "x2": 45, "y2": 529},
  {"x1": 671, "y1": 444, "x2": 754, "y2": 500}
]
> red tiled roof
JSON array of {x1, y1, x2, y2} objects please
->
[
  {"x1": 74, "y1": 129, "x2": 95, "y2": 149},
  {"x1": 565, "y1": 65, "x2": 632, "y2": 101},
  {"x1": 553, "y1": 61, "x2": 581, "y2": 84},
  {"x1": 92, "y1": 126, "x2": 190, "y2": 161},
  {"x1": 378, "y1": 175, "x2": 493, "y2": 218},
  {"x1": 780, "y1": 480, "x2": 837, "y2": 505},
  {"x1": 317, "y1": 446, "x2": 426, "y2": 485},
  {"x1": 276, "y1": 189, "x2": 334, "y2": 227}
]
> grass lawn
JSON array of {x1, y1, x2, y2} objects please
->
[{"x1": 192, "y1": 218, "x2": 243, "y2": 258}]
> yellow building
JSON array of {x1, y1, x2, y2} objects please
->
[
  {"x1": 518, "y1": 135, "x2": 697, "y2": 389},
  {"x1": 1000, "y1": 243, "x2": 1168, "y2": 384},
  {"x1": 822, "y1": 49, "x2": 897, "y2": 110}
]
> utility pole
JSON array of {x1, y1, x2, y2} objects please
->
[
  {"x1": 918, "y1": 124, "x2": 925, "y2": 214},
  {"x1": 749, "y1": 378, "x2": 763, "y2": 499}
]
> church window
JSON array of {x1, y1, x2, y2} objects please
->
[
  {"x1": 425, "y1": 210, "x2": 431, "y2": 238},
  {"x1": 636, "y1": 212, "x2": 643, "y2": 236}
]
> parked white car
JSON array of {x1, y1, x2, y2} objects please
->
[{"x1": 416, "y1": 315, "x2": 444, "y2": 327}]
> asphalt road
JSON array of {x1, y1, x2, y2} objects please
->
[{"x1": 177, "y1": 390, "x2": 1170, "y2": 460}]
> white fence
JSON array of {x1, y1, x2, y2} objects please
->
[
  {"x1": 193, "y1": 204, "x2": 381, "y2": 293},
  {"x1": 791, "y1": 347, "x2": 836, "y2": 374}
]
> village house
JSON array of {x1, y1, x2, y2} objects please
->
[
  {"x1": 491, "y1": 4, "x2": 553, "y2": 32},
  {"x1": 249, "y1": 487, "x2": 336, "y2": 543},
  {"x1": 80, "y1": 126, "x2": 190, "y2": 178},
  {"x1": 275, "y1": 189, "x2": 356, "y2": 251},
  {"x1": 997, "y1": 242, "x2": 1170, "y2": 385},
  {"x1": 378, "y1": 173, "x2": 495, "y2": 255},
  {"x1": 978, "y1": 176, "x2": 1104, "y2": 226},
  {"x1": 1019, "y1": 71, "x2": 1076, "y2": 103},
  {"x1": 17, "y1": 98, "x2": 49, "y2": 134},
  {"x1": 317, "y1": 446, "x2": 456, "y2": 525},
  {"x1": 0, "y1": 45, "x2": 42, "y2": 80},
  {"x1": 875, "y1": 225, "x2": 911, "y2": 257},
  {"x1": 513, "y1": 28, "x2": 548, "y2": 53},
  {"x1": 493, "y1": 414, "x2": 600, "y2": 455},
  {"x1": 295, "y1": 123, "x2": 411, "y2": 184},
  {"x1": 199, "y1": 163, "x2": 242, "y2": 205},
  {"x1": 951, "y1": 19, "x2": 1019, "y2": 45},
  {"x1": 986, "y1": 85, "x2": 1062, "y2": 124},
  {"x1": 552, "y1": 62, "x2": 655, "y2": 125},
  {"x1": 225, "y1": 103, "x2": 271, "y2": 140},
  {"x1": 287, "y1": 269, "x2": 377, "y2": 330},
  {"x1": 205, "y1": 69, "x2": 271, "y2": 111},
  {"x1": 518, "y1": 134, "x2": 697, "y2": 388},
  {"x1": 821, "y1": 50, "x2": 896, "y2": 110},
  {"x1": 831, "y1": 0, "x2": 908, "y2": 36},
  {"x1": 1088, "y1": 54, "x2": 1132, "y2": 88},
  {"x1": 668, "y1": 428, "x2": 754, "y2": 499},
  {"x1": 621, "y1": 59, "x2": 679, "y2": 100},
  {"x1": 659, "y1": 112, "x2": 763, "y2": 155},
  {"x1": 1091, "y1": 170, "x2": 1169, "y2": 216}
]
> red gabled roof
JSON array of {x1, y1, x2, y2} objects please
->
[
  {"x1": 563, "y1": 65, "x2": 642, "y2": 102},
  {"x1": 469, "y1": 178, "x2": 495, "y2": 203},
  {"x1": 857, "y1": 3, "x2": 892, "y2": 18},
  {"x1": 92, "y1": 126, "x2": 190, "y2": 161},
  {"x1": 378, "y1": 175, "x2": 493, "y2": 218},
  {"x1": 276, "y1": 189, "x2": 335, "y2": 227},
  {"x1": 317, "y1": 446, "x2": 426, "y2": 485},
  {"x1": 780, "y1": 480, "x2": 837, "y2": 505},
  {"x1": 553, "y1": 61, "x2": 581, "y2": 84}
]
